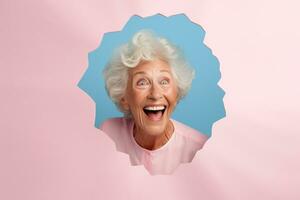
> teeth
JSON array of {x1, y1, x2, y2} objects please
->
[{"x1": 144, "y1": 106, "x2": 165, "y2": 111}]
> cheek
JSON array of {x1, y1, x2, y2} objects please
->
[
  {"x1": 130, "y1": 90, "x2": 146, "y2": 105},
  {"x1": 127, "y1": 90, "x2": 147, "y2": 114},
  {"x1": 166, "y1": 86, "x2": 178, "y2": 104},
  {"x1": 129, "y1": 92, "x2": 148, "y2": 127},
  {"x1": 164, "y1": 87, "x2": 178, "y2": 115}
]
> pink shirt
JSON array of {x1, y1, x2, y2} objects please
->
[{"x1": 100, "y1": 117, "x2": 208, "y2": 175}]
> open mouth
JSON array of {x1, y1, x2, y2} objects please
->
[{"x1": 143, "y1": 105, "x2": 167, "y2": 121}]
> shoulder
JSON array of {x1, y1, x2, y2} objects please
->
[
  {"x1": 100, "y1": 117, "x2": 126, "y2": 131},
  {"x1": 99, "y1": 117, "x2": 133, "y2": 137},
  {"x1": 99, "y1": 117, "x2": 133, "y2": 153},
  {"x1": 172, "y1": 119, "x2": 208, "y2": 150},
  {"x1": 171, "y1": 119, "x2": 209, "y2": 163}
]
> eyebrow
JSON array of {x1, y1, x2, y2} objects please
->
[
  {"x1": 133, "y1": 71, "x2": 147, "y2": 76},
  {"x1": 160, "y1": 69, "x2": 171, "y2": 73},
  {"x1": 133, "y1": 70, "x2": 171, "y2": 76}
]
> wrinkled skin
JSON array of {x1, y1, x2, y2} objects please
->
[{"x1": 121, "y1": 59, "x2": 179, "y2": 150}]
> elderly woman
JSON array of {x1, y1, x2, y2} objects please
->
[{"x1": 100, "y1": 30, "x2": 208, "y2": 175}]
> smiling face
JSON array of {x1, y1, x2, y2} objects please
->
[{"x1": 121, "y1": 59, "x2": 178, "y2": 137}]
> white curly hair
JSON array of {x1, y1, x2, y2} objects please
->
[{"x1": 103, "y1": 30, "x2": 195, "y2": 114}]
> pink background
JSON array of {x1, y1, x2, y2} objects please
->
[{"x1": 1, "y1": 0, "x2": 300, "y2": 199}]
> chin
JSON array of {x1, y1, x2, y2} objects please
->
[
  {"x1": 132, "y1": 105, "x2": 172, "y2": 136},
  {"x1": 144, "y1": 123, "x2": 168, "y2": 136},
  {"x1": 142, "y1": 114, "x2": 171, "y2": 136}
]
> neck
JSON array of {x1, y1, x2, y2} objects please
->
[{"x1": 133, "y1": 120, "x2": 174, "y2": 150}]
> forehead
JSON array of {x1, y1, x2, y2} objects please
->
[{"x1": 130, "y1": 59, "x2": 171, "y2": 75}]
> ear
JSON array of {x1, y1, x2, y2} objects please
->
[{"x1": 120, "y1": 96, "x2": 130, "y2": 111}]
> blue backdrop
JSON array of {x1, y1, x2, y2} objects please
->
[{"x1": 77, "y1": 14, "x2": 226, "y2": 137}]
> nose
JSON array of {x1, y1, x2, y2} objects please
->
[{"x1": 147, "y1": 82, "x2": 162, "y2": 101}]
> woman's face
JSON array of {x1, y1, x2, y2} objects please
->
[{"x1": 122, "y1": 59, "x2": 178, "y2": 136}]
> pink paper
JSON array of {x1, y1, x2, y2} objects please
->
[{"x1": 1, "y1": 1, "x2": 300, "y2": 200}]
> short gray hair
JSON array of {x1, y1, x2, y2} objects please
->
[{"x1": 103, "y1": 30, "x2": 195, "y2": 114}]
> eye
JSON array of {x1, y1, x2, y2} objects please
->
[
  {"x1": 160, "y1": 79, "x2": 169, "y2": 85},
  {"x1": 137, "y1": 79, "x2": 149, "y2": 87}
]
